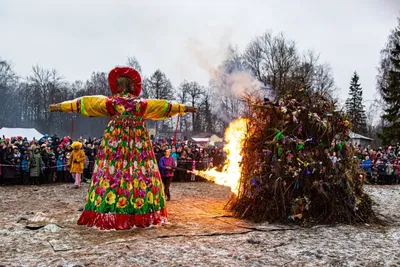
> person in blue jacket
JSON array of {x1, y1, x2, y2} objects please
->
[
  {"x1": 361, "y1": 156, "x2": 372, "y2": 182},
  {"x1": 21, "y1": 154, "x2": 30, "y2": 185},
  {"x1": 56, "y1": 155, "x2": 66, "y2": 182}
]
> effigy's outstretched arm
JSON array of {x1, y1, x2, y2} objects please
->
[
  {"x1": 49, "y1": 95, "x2": 110, "y2": 117},
  {"x1": 143, "y1": 99, "x2": 197, "y2": 120}
]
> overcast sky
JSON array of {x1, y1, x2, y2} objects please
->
[{"x1": 1, "y1": 0, "x2": 399, "y2": 104}]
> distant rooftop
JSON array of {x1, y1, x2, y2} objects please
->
[{"x1": 349, "y1": 131, "x2": 373, "y2": 141}]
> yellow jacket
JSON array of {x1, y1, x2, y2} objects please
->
[{"x1": 68, "y1": 149, "x2": 86, "y2": 174}]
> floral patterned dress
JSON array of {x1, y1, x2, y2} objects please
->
[{"x1": 58, "y1": 92, "x2": 185, "y2": 230}]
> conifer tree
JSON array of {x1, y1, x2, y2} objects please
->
[
  {"x1": 345, "y1": 72, "x2": 367, "y2": 133},
  {"x1": 146, "y1": 70, "x2": 175, "y2": 133},
  {"x1": 379, "y1": 20, "x2": 400, "y2": 145}
]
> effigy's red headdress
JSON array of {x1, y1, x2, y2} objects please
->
[{"x1": 108, "y1": 67, "x2": 142, "y2": 96}]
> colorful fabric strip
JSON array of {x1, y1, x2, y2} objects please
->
[
  {"x1": 162, "y1": 101, "x2": 172, "y2": 118},
  {"x1": 165, "y1": 102, "x2": 173, "y2": 117},
  {"x1": 138, "y1": 99, "x2": 148, "y2": 116},
  {"x1": 162, "y1": 101, "x2": 169, "y2": 118},
  {"x1": 105, "y1": 97, "x2": 116, "y2": 115},
  {"x1": 81, "y1": 97, "x2": 85, "y2": 116}
]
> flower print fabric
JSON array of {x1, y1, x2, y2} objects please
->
[{"x1": 56, "y1": 92, "x2": 185, "y2": 230}]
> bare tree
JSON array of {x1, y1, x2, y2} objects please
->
[
  {"x1": 176, "y1": 81, "x2": 190, "y2": 132},
  {"x1": 312, "y1": 64, "x2": 336, "y2": 96},
  {"x1": 0, "y1": 59, "x2": 18, "y2": 127},
  {"x1": 26, "y1": 65, "x2": 65, "y2": 133},
  {"x1": 185, "y1": 81, "x2": 204, "y2": 132},
  {"x1": 243, "y1": 31, "x2": 336, "y2": 98},
  {"x1": 199, "y1": 89, "x2": 219, "y2": 133},
  {"x1": 0, "y1": 58, "x2": 17, "y2": 86},
  {"x1": 126, "y1": 56, "x2": 142, "y2": 74}
]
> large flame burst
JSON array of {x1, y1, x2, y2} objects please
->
[{"x1": 196, "y1": 118, "x2": 248, "y2": 195}]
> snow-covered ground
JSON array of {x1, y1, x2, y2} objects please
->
[{"x1": 0, "y1": 182, "x2": 399, "y2": 266}]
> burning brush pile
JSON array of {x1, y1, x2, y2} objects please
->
[{"x1": 199, "y1": 90, "x2": 377, "y2": 225}]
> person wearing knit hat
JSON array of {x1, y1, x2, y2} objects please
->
[{"x1": 49, "y1": 66, "x2": 197, "y2": 230}]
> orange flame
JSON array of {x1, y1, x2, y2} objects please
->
[{"x1": 197, "y1": 118, "x2": 248, "y2": 195}]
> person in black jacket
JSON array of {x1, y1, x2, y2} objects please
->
[
  {"x1": 154, "y1": 146, "x2": 163, "y2": 166},
  {"x1": 2, "y1": 146, "x2": 16, "y2": 185},
  {"x1": 47, "y1": 152, "x2": 57, "y2": 183}
]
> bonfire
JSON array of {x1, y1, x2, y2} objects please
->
[{"x1": 198, "y1": 90, "x2": 377, "y2": 225}]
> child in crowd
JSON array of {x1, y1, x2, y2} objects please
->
[
  {"x1": 56, "y1": 155, "x2": 65, "y2": 182},
  {"x1": 64, "y1": 152, "x2": 72, "y2": 182},
  {"x1": 21, "y1": 154, "x2": 30, "y2": 185},
  {"x1": 47, "y1": 152, "x2": 57, "y2": 183},
  {"x1": 371, "y1": 161, "x2": 379, "y2": 184}
]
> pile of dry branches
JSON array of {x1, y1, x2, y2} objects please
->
[{"x1": 228, "y1": 90, "x2": 377, "y2": 224}]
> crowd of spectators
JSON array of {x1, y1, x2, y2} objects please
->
[
  {"x1": 357, "y1": 144, "x2": 400, "y2": 184},
  {"x1": 0, "y1": 135, "x2": 98, "y2": 185},
  {"x1": 152, "y1": 138, "x2": 225, "y2": 182},
  {"x1": 0, "y1": 135, "x2": 225, "y2": 186},
  {"x1": 3, "y1": 134, "x2": 400, "y2": 187}
]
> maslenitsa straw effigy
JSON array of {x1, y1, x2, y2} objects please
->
[{"x1": 226, "y1": 90, "x2": 377, "y2": 224}]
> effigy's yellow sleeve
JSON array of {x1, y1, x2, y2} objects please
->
[
  {"x1": 144, "y1": 99, "x2": 185, "y2": 120},
  {"x1": 60, "y1": 95, "x2": 110, "y2": 117}
]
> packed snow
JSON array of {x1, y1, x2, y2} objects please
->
[{"x1": 0, "y1": 182, "x2": 399, "y2": 266}]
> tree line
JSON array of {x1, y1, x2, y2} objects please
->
[{"x1": 2, "y1": 27, "x2": 395, "y2": 144}]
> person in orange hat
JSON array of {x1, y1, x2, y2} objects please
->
[{"x1": 49, "y1": 66, "x2": 197, "y2": 230}]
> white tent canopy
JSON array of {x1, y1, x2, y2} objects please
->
[
  {"x1": 191, "y1": 137, "x2": 210, "y2": 143},
  {"x1": 0, "y1": 127, "x2": 43, "y2": 141}
]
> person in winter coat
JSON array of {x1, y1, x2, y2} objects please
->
[
  {"x1": 29, "y1": 147, "x2": 44, "y2": 185},
  {"x1": 87, "y1": 150, "x2": 96, "y2": 180},
  {"x1": 83, "y1": 155, "x2": 90, "y2": 180},
  {"x1": 64, "y1": 144, "x2": 73, "y2": 154},
  {"x1": 171, "y1": 147, "x2": 179, "y2": 162},
  {"x1": 361, "y1": 156, "x2": 372, "y2": 182},
  {"x1": 54, "y1": 146, "x2": 63, "y2": 160},
  {"x1": 40, "y1": 144, "x2": 49, "y2": 184},
  {"x1": 159, "y1": 149, "x2": 176, "y2": 201},
  {"x1": 154, "y1": 146, "x2": 163, "y2": 166},
  {"x1": 60, "y1": 137, "x2": 70, "y2": 148},
  {"x1": 56, "y1": 155, "x2": 66, "y2": 182},
  {"x1": 13, "y1": 146, "x2": 21, "y2": 161},
  {"x1": 68, "y1": 142, "x2": 85, "y2": 188},
  {"x1": 377, "y1": 158, "x2": 386, "y2": 184},
  {"x1": 21, "y1": 154, "x2": 30, "y2": 185},
  {"x1": 15, "y1": 157, "x2": 22, "y2": 184},
  {"x1": 52, "y1": 136, "x2": 61, "y2": 150},
  {"x1": 47, "y1": 152, "x2": 57, "y2": 183},
  {"x1": 64, "y1": 152, "x2": 72, "y2": 182},
  {"x1": 2, "y1": 146, "x2": 16, "y2": 184},
  {"x1": 13, "y1": 146, "x2": 22, "y2": 184}
]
